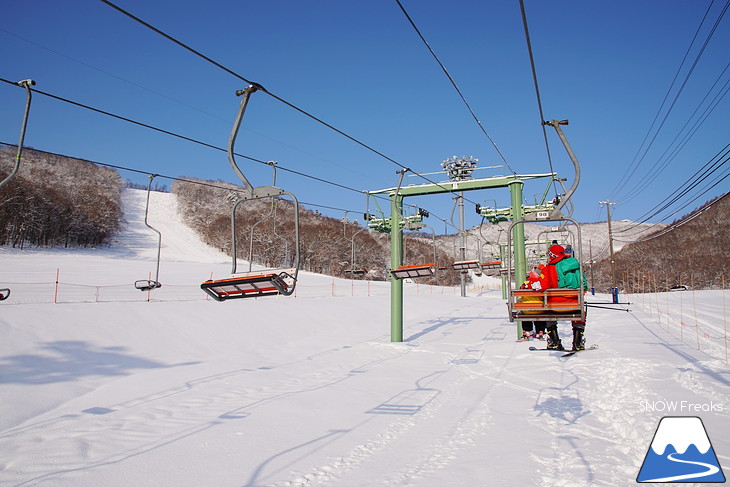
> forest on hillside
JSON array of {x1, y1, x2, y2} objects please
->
[
  {"x1": 2, "y1": 145, "x2": 724, "y2": 290},
  {"x1": 0, "y1": 145, "x2": 124, "y2": 248},
  {"x1": 171, "y1": 178, "x2": 463, "y2": 285},
  {"x1": 590, "y1": 192, "x2": 729, "y2": 292}
]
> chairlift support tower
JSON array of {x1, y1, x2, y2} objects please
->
[{"x1": 369, "y1": 170, "x2": 555, "y2": 342}]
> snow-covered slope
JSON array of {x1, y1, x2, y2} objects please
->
[
  {"x1": 0, "y1": 189, "x2": 727, "y2": 487},
  {"x1": 111, "y1": 188, "x2": 229, "y2": 263}
]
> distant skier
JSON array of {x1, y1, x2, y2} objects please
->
[{"x1": 530, "y1": 244, "x2": 587, "y2": 350}]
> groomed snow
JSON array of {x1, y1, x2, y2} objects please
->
[{"x1": 0, "y1": 189, "x2": 728, "y2": 486}]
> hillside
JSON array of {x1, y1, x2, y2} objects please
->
[
  {"x1": 0, "y1": 145, "x2": 124, "y2": 248},
  {"x1": 2, "y1": 146, "x2": 724, "y2": 291},
  {"x1": 590, "y1": 192, "x2": 730, "y2": 292}
]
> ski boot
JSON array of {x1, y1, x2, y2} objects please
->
[
  {"x1": 546, "y1": 323, "x2": 564, "y2": 350},
  {"x1": 572, "y1": 324, "x2": 586, "y2": 351}
]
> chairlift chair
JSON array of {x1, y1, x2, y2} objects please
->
[
  {"x1": 390, "y1": 264, "x2": 435, "y2": 279},
  {"x1": 0, "y1": 79, "x2": 35, "y2": 303},
  {"x1": 134, "y1": 174, "x2": 163, "y2": 292},
  {"x1": 388, "y1": 189, "x2": 436, "y2": 280},
  {"x1": 451, "y1": 260, "x2": 481, "y2": 271},
  {"x1": 505, "y1": 119, "x2": 586, "y2": 323},
  {"x1": 451, "y1": 233, "x2": 482, "y2": 272},
  {"x1": 505, "y1": 216, "x2": 586, "y2": 322},
  {"x1": 200, "y1": 84, "x2": 300, "y2": 301}
]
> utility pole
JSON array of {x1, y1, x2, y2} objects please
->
[
  {"x1": 458, "y1": 191, "x2": 467, "y2": 297},
  {"x1": 599, "y1": 200, "x2": 617, "y2": 296}
]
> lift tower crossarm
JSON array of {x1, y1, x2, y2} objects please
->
[{"x1": 369, "y1": 173, "x2": 555, "y2": 198}]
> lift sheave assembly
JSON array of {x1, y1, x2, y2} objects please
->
[{"x1": 200, "y1": 85, "x2": 300, "y2": 301}]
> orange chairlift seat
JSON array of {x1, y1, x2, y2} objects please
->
[
  {"x1": 451, "y1": 260, "x2": 481, "y2": 271},
  {"x1": 201, "y1": 269, "x2": 296, "y2": 301},
  {"x1": 200, "y1": 84, "x2": 300, "y2": 301},
  {"x1": 509, "y1": 288, "x2": 585, "y2": 321},
  {"x1": 390, "y1": 263, "x2": 435, "y2": 280},
  {"x1": 385, "y1": 171, "x2": 438, "y2": 281}
]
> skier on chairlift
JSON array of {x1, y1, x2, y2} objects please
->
[{"x1": 531, "y1": 244, "x2": 587, "y2": 351}]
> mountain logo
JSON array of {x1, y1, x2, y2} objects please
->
[{"x1": 637, "y1": 416, "x2": 726, "y2": 483}]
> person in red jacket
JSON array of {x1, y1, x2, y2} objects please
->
[{"x1": 531, "y1": 244, "x2": 586, "y2": 350}]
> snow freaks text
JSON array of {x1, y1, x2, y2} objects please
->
[{"x1": 639, "y1": 400, "x2": 724, "y2": 413}]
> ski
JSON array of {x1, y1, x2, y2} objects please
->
[
  {"x1": 561, "y1": 344, "x2": 599, "y2": 357},
  {"x1": 528, "y1": 344, "x2": 598, "y2": 355}
]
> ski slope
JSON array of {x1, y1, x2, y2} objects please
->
[{"x1": 0, "y1": 189, "x2": 728, "y2": 486}]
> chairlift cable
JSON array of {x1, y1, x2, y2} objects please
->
[
  {"x1": 96, "y1": 0, "x2": 488, "y2": 209},
  {"x1": 0, "y1": 78, "x2": 371, "y2": 196},
  {"x1": 394, "y1": 0, "x2": 516, "y2": 174},
  {"x1": 607, "y1": 0, "x2": 730, "y2": 200},
  {"x1": 517, "y1": 0, "x2": 558, "y2": 198},
  {"x1": 0, "y1": 79, "x2": 456, "y2": 223}
]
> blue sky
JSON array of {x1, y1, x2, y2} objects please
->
[{"x1": 1, "y1": 0, "x2": 728, "y2": 233}]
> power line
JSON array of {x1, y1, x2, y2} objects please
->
[
  {"x1": 629, "y1": 190, "x2": 729, "y2": 243},
  {"x1": 609, "y1": 0, "x2": 730, "y2": 200},
  {"x1": 618, "y1": 65, "x2": 730, "y2": 205},
  {"x1": 614, "y1": 143, "x2": 730, "y2": 231},
  {"x1": 393, "y1": 0, "x2": 515, "y2": 174}
]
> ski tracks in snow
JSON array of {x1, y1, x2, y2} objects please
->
[
  {"x1": 274, "y1": 305, "x2": 507, "y2": 486},
  {"x1": 528, "y1": 351, "x2": 658, "y2": 486}
]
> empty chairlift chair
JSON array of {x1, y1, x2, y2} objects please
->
[
  {"x1": 200, "y1": 84, "x2": 301, "y2": 301},
  {"x1": 387, "y1": 171, "x2": 436, "y2": 281},
  {"x1": 134, "y1": 174, "x2": 163, "y2": 292},
  {"x1": 0, "y1": 79, "x2": 35, "y2": 303}
]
